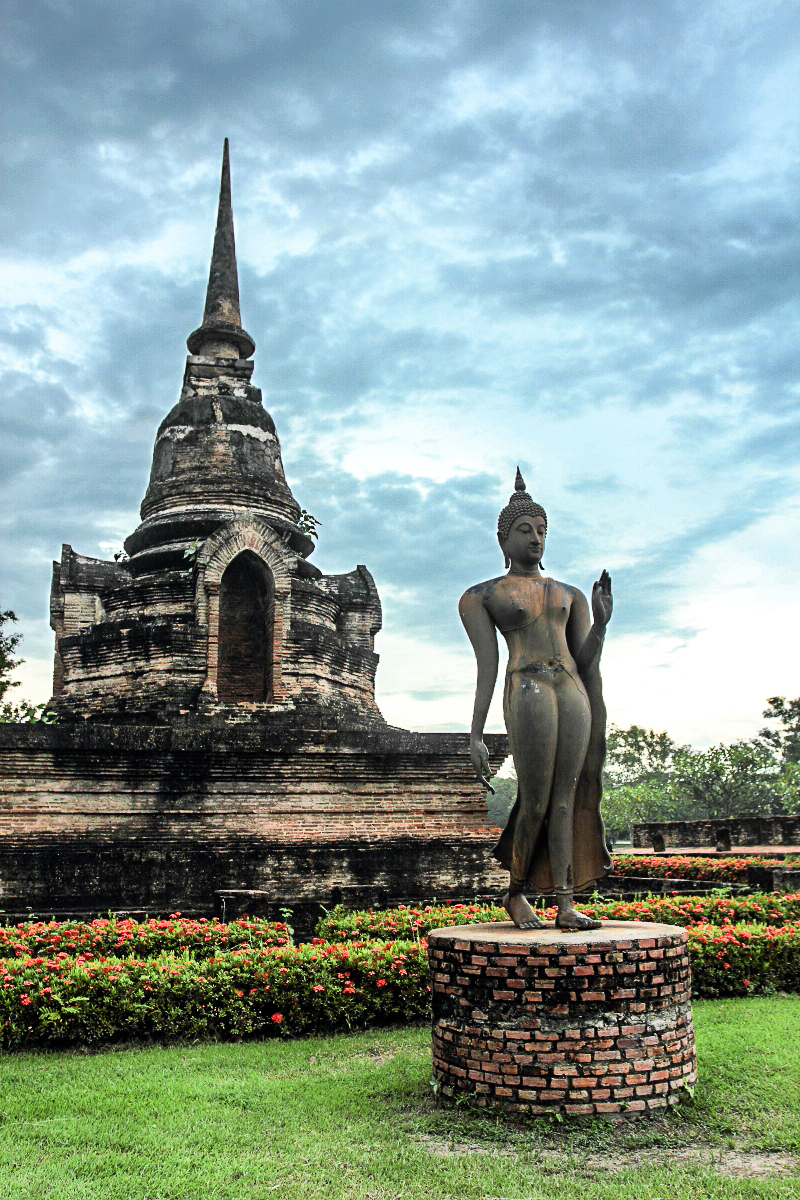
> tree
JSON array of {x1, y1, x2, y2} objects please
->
[
  {"x1": 0, "y1": 609, "x2": 52, "y2": 723},
  {"x1": 488, "y1": 703, "x2": 800, "y2": 836},
  {"x1": 0, "y1": 609, "x2": 23, "y2": 703},
  {"x1": 671, "y1": 740, "x2": 785, "y2": 820},
  {"x1": 603, "y1": 724, "x2": 687, "y2": 790},
  {"x1": 600, "y1": 779, "x2": 681, "y2": 840},
  {"x1": 486, "y1": 774, "x2": 516, "y2": 828},
  {"x1": 758, "y1": 696, "x2": 800, "y2": 765},
  {"x1": 600, "y1": 724, "x2": 689, "y2": 839}
]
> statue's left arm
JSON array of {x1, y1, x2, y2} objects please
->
[
  {"x1": 566, "y1": 571, "x2": 614, "y2": 884},
  {"x1": 568, "y1": 569, "x2": 613, "y2": 678}
]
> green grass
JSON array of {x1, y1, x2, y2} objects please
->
[{"x1": 0, "y1": 997, "x2": 798, "y2": 1199}]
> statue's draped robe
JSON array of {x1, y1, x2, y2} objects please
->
[{"x1": 492, "y1": 656, "x2": 612, "y2": 894}]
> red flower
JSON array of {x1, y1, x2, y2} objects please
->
[
  {"x1": 313, "y1": 984, "x2": 325, "y2": 992},
  {"x1": 271, "y1": 1013, "x2": 283, "y2": 1024},
  {"x1": 20, "y1": 995, "x2": 31, "y2": 1005}
]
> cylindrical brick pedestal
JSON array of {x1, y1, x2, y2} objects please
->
[{"x1": 429, "y1": 920, "x2": 697, "y2": 1117}]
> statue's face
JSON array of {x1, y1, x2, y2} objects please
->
[{"x1": 504, "y1": 512, "x2": 546, "y2": 568}]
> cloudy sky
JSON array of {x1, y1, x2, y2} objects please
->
[{"x1": 2, "y1": 0, "x2": 798, "y2": 745}]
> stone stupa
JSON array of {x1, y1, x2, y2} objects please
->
[
  {"x1": 0, "y1": 143, "x2": 506, "y2": 928},
  {"x1": 50, "y1": 140, "x2": 383, "y2": 729}
]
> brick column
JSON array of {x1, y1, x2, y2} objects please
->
[
  {"x1": 201, "y1": 585, "x2": 221, "y2": 695},
  {"x1": 429, "y1": 920, "x2": 697, "y2": 1118}
]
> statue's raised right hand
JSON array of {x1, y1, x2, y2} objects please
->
[
  {"x1": 591, "y1": 569, "x2": 613, "y2": 628},
  {"x1": 469, "y1": 735, "x2": 495, "y2": 794}
]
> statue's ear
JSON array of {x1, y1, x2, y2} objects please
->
[{"x1": 497, "y1": 531, "x2": 510, "y2": 568}]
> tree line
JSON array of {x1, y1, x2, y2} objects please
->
[{"x1": 488, "y1": 699, "x2": 800, "y2": 838}]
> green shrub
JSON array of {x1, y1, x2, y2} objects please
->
[
  {"x1": 315, "y1": 894, "x2": 800, "y2": 941},
  {"x1": 0, "y1": 915, "x2": 289, "y2": 961},
  {"x1": 687, "y1": 921, "x2": 800, "y2": 998},
  {"x1": 315, "y1": 902, "x2": 508, "y2": 942},
  {"x1": 0, "y1": 939, "x2": 429, "y2": 1050},
  {"x1": 2, "y1": 923, "x2": 799, "y2": 1050},
  {"x1": 576, "y1": 893, "x2": 800, "y2": 927},
  {"x1": 612, "y1": 854, "x2": 782, "y2": 882}
]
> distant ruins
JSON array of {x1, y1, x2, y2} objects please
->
[{"x1": 0, "y1": 143, "x2": 505, "y2": 928}]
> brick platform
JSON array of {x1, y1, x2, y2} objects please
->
[{"x1": 429, "y1": 920, "x2": 697, "y2": 1117}]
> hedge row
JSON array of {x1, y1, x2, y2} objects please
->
[
  {"x1": 0, "y1": 915, "x2": 290, "y2": 962},
  {"x1": 575, "y1": 893, "x2": 800, "y2": 928},
  {"x1": 612, "y1": 854, "x2": 798, "y2": 882},
  {"x1": 314, "y1": 894, "x2": 800, "y2": 942},
  {"x1": 315, "y1": 902, "x2": 506, "y2": 942},
  {"x1": 2, "y1": 922, "x2": 799, "y2": 1048},
  {"x1": 688, "y1": 921, "x2": 800, "y2": 998},
  {"x1": 0, "y1": 940, "x2": 429, "y2": 1050}
]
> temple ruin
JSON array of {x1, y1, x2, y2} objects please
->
[
  {"x1": 0, "y1": 143, "x2": 505, "y2": 929},
  {"x1": 50, "y1": 141, "x2": 383, "y2": 731}
]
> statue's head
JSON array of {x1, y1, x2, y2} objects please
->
[{"x1": 497, "y1": 468, "x2": 547, "y2": 568}]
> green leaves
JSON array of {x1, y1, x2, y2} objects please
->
[
  {"x1": 297, "y1": 509, "x2": 321, "y2": 540},
  {"x1": 601, "y1": 701, "x2": 800, "y2": 835},
  {"x1": 0, "y1": 610, "x2": 22, "y2": 704},
  {"x1": 759, "y1": 695, "x2": 800, "y2": 767},
  {"x1": 2, "y1": 901, "x2": 799, "y2": 1049},
  {"x1": 0, "y1": 937, "x2": 431, "y2": 1050},
  {"x1": 0, "y1": 608, "x2": 57, "y2": 723}
]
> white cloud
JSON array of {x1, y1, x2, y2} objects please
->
[{"x1": 2, "y1": 0, "x2": 799, "y2": 750}]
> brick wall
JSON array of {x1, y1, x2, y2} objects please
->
[
  {"x1": 0, "y1": 721, "x2": 507, "y2": 923},
  {"x1": 633, "y1": 815, "x2": 800, "y2": 849},
  {"x1": 430, "y1": 921, "x2": 697, "y2": 1117}
]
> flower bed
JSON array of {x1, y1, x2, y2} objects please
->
[
  {"x1": 687, "y1": 921, "x2": 800, "y2": 998},
  {"x1": 611, "y1": 854, "x2": 786, "y2": 883},
  {"x1": 0, "y1": 939, "x2": 429, "y2": 1050},
  {"x1": 567, "y1": 893, "x2": 800, "y2": 928},
  {"x1": 0, "y1": 915, "x2": 290, "y2": 962},
  {"x1": 2, "y1": 902, "x2": 799, "y2": 1049},
  {"x1": 314, "y1": 894, "x2": 800, "y2": 941},
  {"x1": 315, "y1": 902, "x2": 507, "y2": 943}
]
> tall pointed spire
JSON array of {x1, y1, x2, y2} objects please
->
[{"x1": 187, "y1": 139, "x2": 255, "y2": 359}]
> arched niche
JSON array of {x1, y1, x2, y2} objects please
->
[
  {"x1": 217, "y1": 551, "x2": 274, "y2": 703},
  {"x1": 196, "y1": 519, "x2": 293, "y2": 704}
]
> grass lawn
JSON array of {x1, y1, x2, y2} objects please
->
[{"x1": 0, "y1": 996, "x2": 797, "y2": 1199}]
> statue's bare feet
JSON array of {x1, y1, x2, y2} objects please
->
[
  {"x1": 555, "y1": 905, "x2": 602, "y2": 931},
  {"x1": 503, "y1": 892, "x2": 545, "y2": 930}
]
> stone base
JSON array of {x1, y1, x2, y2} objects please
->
[
  {"x1": 0, "y1": 721, "x2": 506, "y2": 930},
  {"x1": 429, "y1": 921, "x2": 697, "y2": 1118}
]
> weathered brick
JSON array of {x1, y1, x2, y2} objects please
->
[{"x1": 430, "y1": 923, "x2": 697, "y2": 1120}]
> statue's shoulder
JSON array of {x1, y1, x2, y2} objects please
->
[
  {"x1": 459, "y1": 576, "x2": 507, "y2": 618},
  {"x1": 460, "y1": 575, "x2": 506, "y2": 600},
  {"x1": 550, "y1": 578, "x2": 588, "y2": 607}
]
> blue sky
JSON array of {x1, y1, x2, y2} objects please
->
[{"x1": 1, "y1": 0, "x2": 798, "y2": 744}]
